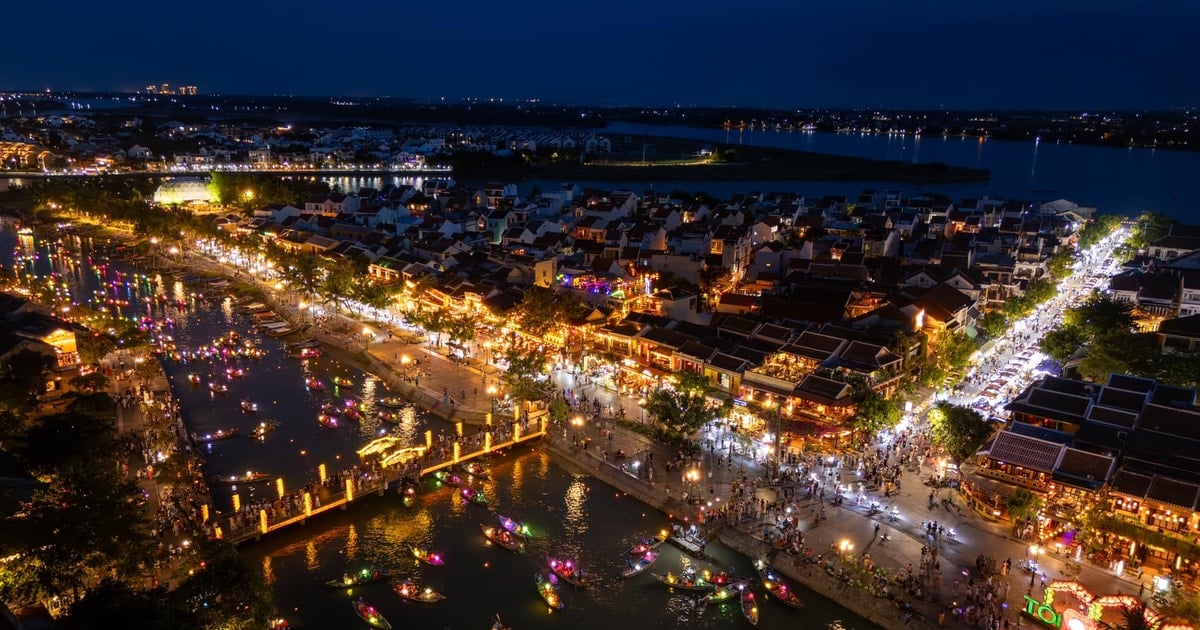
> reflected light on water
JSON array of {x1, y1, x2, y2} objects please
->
[
  {"x1": 262, "y1": 554, "x2": 276, "y2": 585},
  {"x1": 304, "y1": 541, "x2": 318, "y2": 571},
  {"x1": 344, "y1": 524, "x2": 358, "y2": 560},
  {"x1": 564, "y1": 477, "x2": 588, "y2": 535}
]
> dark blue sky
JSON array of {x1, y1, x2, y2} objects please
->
[{"x1": 5, "y1": 0, "x2": 1197, "y2": 109}]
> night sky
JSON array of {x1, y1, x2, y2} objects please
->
[{"x1": 5, "y1": 0, "x2": 1197, "y2": 109}]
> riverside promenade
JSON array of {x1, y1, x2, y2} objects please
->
[{"x1": 173, "y1": 243, "x2": 1151, "y2": 629}]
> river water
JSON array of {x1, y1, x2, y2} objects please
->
[{"x1": 1, "y1": 226, "x2": 873, "y2": 629}]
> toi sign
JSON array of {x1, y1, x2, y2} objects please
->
[{"x1": 1023, "y1": 596, "x2": 1096, "y2": 630}]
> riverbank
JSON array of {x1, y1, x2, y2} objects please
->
[{"x1": 542, "y1": 136, "x2": 991, "y2": 183}]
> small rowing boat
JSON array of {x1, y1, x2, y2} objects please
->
[
  {"x1": 195, "y1": 428, "x2": 238, "y2": 442},
  {"x1": 249, "y1": 420, "x2": 280, "y2": 439},
  {"x1": 650, "y1": 570, "x2": 715, "y2": 592},
  {"x1": 210, "y1": 471, "x2": 271, "y2": 485},
  {"x1": 352, "y1": 598, "x2": 392, "y2": 630},
  {"x1": 624, "y1": 534, "x2": 665, "y2": 556},
  {"x1": 497, "y1": 514, "x2": 532, "y2": 539},
  {"x1": 209, "y1": 382, "x2": 228, "y2": 394},
  {"x1": 460, "y1": 486, "x2": 489, "y2": 507},
  {"x1": 240, "y1": 399, "x2": 258, "y2": 413},
  {"x1": 758, "y1": 562, "x2": 804, "y2": 609},
  {"x1": 186, "y1": 373, "x2": 201, "y2": 385},
  {"x1": 317, "y1": 414, "x2": 338, "y2": 429},
  {"x1": 621, "y1": 551, "x2": 657, "y2": 578},
  {"x1": 458, "y1": 461, "x2": 489, "y2": 479},
  {"x1": 740, "y1": 587, "x2": 760, "y2": 626},
  {"x1": 401, "y1": 485, "x2": 417, "y2": 508},
  {"x1": 378, "y1": 397, "x2": 405, "y2": 409},
  {"x1": 333, "y1": 376, "x2": 355, "y2": 388},
  {"x1": 699, "y1": 579, "x2": 751, "y2": 606},
  {"x1": 434, "y1": 470, "x2": 462, "y2": 487},
  {"x1": 325, "y1": 567, "x2": 387, "y2": 588},
  {"x1": 535, "y1": 573, "x2": 565, "y2": 610},
  {"x1": 547, "y1": 556, "x2": 588, "y2": 588},
  {"x1": 305, "y1": 377, "x2": 325, "y2": 390},
  {"x1": 407, "y1": 543, "x2": 445, "y2": 566},
  {"x1": 394, "y1": 579, "x2": 445, "y2": 604},
  {"x1": 482, "y1": 524, "x2": 525, "y2": 553}
]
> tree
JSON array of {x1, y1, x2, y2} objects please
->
[
  {"x1": 1078, "y1": 213, "x2": 1126, "y2": 249},
  {"x1": 320, "y1": 266, "x2": 355, "y2": 315},
  {"x1": 169, "y1": 540, "x2": 277, "y2": 629},
  {"x1": 1004, "y1": 488, "x2": 1043, "y2": 524},
  {"x1": 1097, "y1": 603, "x2": 1163, "y2": 630},
  {"x1": 644, "y1": 371, "x2": 714, "y2": 438},
  {"x1": 849, "y1": 391, "x2": 902, "y2": 443},
  {"x1": 1047, "y1": 250, "x2": 1075, "y2": 278},
  {"x1": 929, "y1": 403, "x2": 993, "y2": 463},
  {"x1": 59, "y1": 579, "x2": 183, "y2": 630},
  {"x1": 0, "y1": 349, "x2": 56, "y2": 411},
  {"x1": 978, "y1": 311, "x2": 1010, "y2": 340},
  {"x1": 501, "y1": 347, "x2": 546, "y2": 409},
  {"x1": 1039, "y1": 324, "x2": 1090, "y2": 363},
  {"x1": 290, "y1": 253, "x2": 323, "y2": 305},
  {"x1": 512, "y1": 286, "x2": 585, "y2": 340},
  {"x1": 1065, "y1": 294, "x2": 1134, "y2": 338}
]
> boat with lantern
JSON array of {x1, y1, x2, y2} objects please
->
[
  {"x1": 460, "y1": 486, "x2": 489, "y2": 507},
  {"x1": 378, "y1": 397, "x2": 405, "y2": 409},
  {"x1": 305, "y1": 377, "x2": 325, "y2": 390},
  {"x1": 186, "y1": 373, "x2": 201, "y2": 385},
  {"x1": 351, "y1": 598, "x2": 392, "y2": 630},
  {"x1": 407, "y1": 543, "x2": 445, "y2": 566},
  {"x1": 756, "y1": 559, "x2": 803, "y2": 609},
  {"x1": 621, "y1": 551, "x2": 658, "y2": 578},
  {"x1": 547, "y1": 556, "x2": 589, "y2": 588},
  {"x1": 740, "y1": 587, "x2": 760, "y2": 626},
  {"x1": 535, "y1": 573, "x2": 565, "y2": 610},
  {"x1": 210, "y1": 470, "x2": 271, "y2": 485},
  {"x1": 317, "y1": 414, "x2": 339, "y2": 429},
  {"x1": 209, "y1": 382, "x2": 229, "y2": 394},
  {"x1": 333, "y1": 376, "x2": 355, "y2": 388},
  {"x1": 434, "y1": 470, "x2": 462, "y2": 487},
  {"x1": 393, "y1": 579, "x2": 445, "y2": 604},
  {"x1": 401, "y1": 484, "x2": 417, "y2": 507},
  {"x1": 456, "y1": 461, "x2": 489, "y2": 479},
  {"x1": 194, "y1": 428, "x2": 238, "y2": 443},
  {"x1": 699, "y1": 579, "x2": 752, "y2": 606},
  {"x1": 240, "y1": 399, "x2": 258, "y2": 413},
  {"x1": 624, "y1": 533, "x2": 665, "y2": 556},
  {"x1": 481, "y1": 524, "x2": 525, "y2": 553},
  {"x1": 249, "y1": 420, "x2": 281, "y2": 440},
  {"x1": 325, "y1": 567, "x2": 388, "y2": 588},
  {"x1": 650, "y1": 569, "x2": 715, "y2": 592},
  {"x1": 497, "y1": 514, "x2": 532, "y2": 539}
]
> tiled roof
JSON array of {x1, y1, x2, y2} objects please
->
[{"x1": 985, "y1": 431, "x2": 1062, "y2": 473}]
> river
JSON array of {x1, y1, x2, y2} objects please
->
[
  {"x1": 1, "y1": 226, "x2": 874, "y2": 629},
  {"x1": 528, "y1": 121, "x2": 1197, "y2": 221}
]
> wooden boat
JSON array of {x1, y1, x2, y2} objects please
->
[
  {"x1": 699, "y1": 579, "x2": 752, "y2": 606},
  {"x1": 740, "y1": 588, "x2": 760, "y2": 626},
  {"x1": 288, "y1": 346, "x2": 321, "y2": 359},
  {"x1": 758, "y1": 564, "x2": 804, "y2": 609},
  {"x1": 325, "y1": 568, "x2": 388, "y2": 588},
  {"x1": 195, "y1": 428, "x2": 238, "y2": 442},
  {"x1": 497, "y1": 514, "x2": 532, "y2": 539},
  {"x1": 377, "y1": 411, "x2": 401, "y2": 424},
  {"x1": 210, "y1": 471, "x2": 271, "y2": 485},
  {"x1": 547, "y1": 556, "x2": 589, "y2": 588},
  {"x1": 240, "y1": 399, "x2": 258, "y2": 413},
  {"x1": 352, "y1": 598, "x2": 392, "y2": 630},
  {"x1": 225, "y1": 367, "x2": 246, "y2": 379},
  {"x1": 333, "y1": 376, "x2": 355, "y2": 388},
  {"x1": 408, "y1": 544, "x2": 445, "y2": 566},
  {"x1": 434, "y1": 471, "x2": 462, "y2": 487},
  {"x1": 624, "y1": 535, "x2": 665, "y2": 556},
  {"x1": 650, "y1": 570, "x2": 715, "y2": 592},
  {"x1": 481, "y1": 524, "x2": 525, "y2": 553},
  {"x1": 394, "y1": 579, "x2": 446, "y2": 604},
  {"x1": 318, "y1": 414, "x2": 339, "y2": 429},
  {"x1": 305, "y1": 377, "x2": 325, "y2": 390},
  {"x1": 535, "y1": 573, "x2": 565, "y2": 610},
  {"x1": 286, "y1": 338, "x2": 321, "y2": 350},
  {"x1": 186, "y1": 373, "x2": 201, "y2": 385},
  {"x1": 460, "y1": 486, "x2": 489, "y2": 507},
  {"x1": 401, "y1": 484, "x2": 417, "y2": 508},
  {"x1": 621, "y1": 551, "x2": 657, "y2": 578},
  {"x1": 209, "y1": 382, "x2": 229, "y2": 394},
  {"x1": 378, "y1": 397, "x2": 405, "y2": 409},
  {"x1": 458, "y1": 461, "x2": 489, "y2": 479},
  {"x1": 249, "y1": 420, "x2": 281, "y2": 440}
]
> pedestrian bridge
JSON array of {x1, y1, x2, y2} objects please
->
[{"x1": 215, "y1": 417, "x2": 547, "y2": 546}]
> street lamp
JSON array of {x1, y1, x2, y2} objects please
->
[
  {"x1": 571, "y1": 414, "x2": 584, "y2": 443},
  {"x1": 362, "y1": 326, "x2": 372, "y2": 350}
]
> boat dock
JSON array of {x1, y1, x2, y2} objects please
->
[
  {"x1": 668, "y1": 524, "x2": 709, "y2": 558},
  {"x1": 218, "y1": 417, "x2": 548, "y2": 546}
]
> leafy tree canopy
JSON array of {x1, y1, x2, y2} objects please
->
[
  {"x1": 929, "y1": 402, "x2": 993, "y2": 463},
  {"x1": 849, "y1": 391, "x2": 902, "y2": 442},
  {"x1": 644, "y1": 371, "x2": 715, "y2": 438}
]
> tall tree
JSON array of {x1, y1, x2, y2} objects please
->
[
  {"x1": 849, "y1": 391, "x2": 902, "y2": 443},
  {"x1": 929, "y1": 403, "x2": 993, "y2": 463},
  {"x1": 501, "y1": 347, "x2": 547, "y2": 408},
  {"x1": 644, "y1": 371, "x2": 714, "y2": 438}
]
